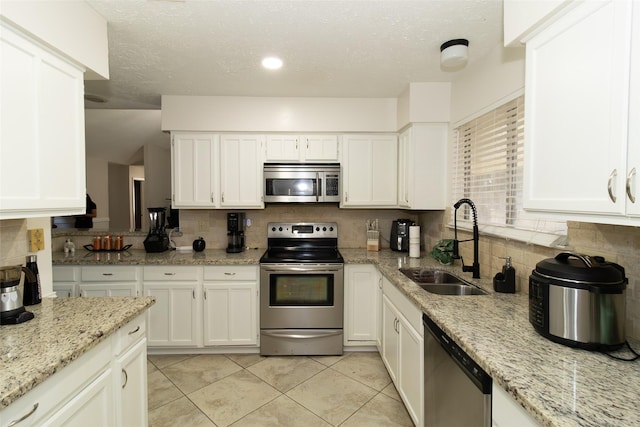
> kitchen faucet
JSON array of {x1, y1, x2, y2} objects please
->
[{"x1": 453, "y1": 198, "x2": 480, "y2": 279}]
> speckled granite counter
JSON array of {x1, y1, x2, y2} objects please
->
[
  {"x1": 52, "y1": 248, "x2": 265, "y2": 265},
  {"x1": 51, "y1": 248, "x2": 640, "y2": 426},
  {"x1": 0, "y1": 297, "x2": 155, "y2": 408}
]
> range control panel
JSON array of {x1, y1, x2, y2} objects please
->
[{"x1": 267, "y1": 222, "x2": 338, "y2": 239}]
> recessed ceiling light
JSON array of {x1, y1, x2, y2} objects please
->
[{"x1": 261, "y1": 56, "x2": 283, "y2": 70}]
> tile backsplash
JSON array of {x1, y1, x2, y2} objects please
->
[{"x1": 0, "y1": 219, "x2": 28, "y2": 267}]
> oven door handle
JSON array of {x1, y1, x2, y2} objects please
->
[
  {"x1": 261, "y1": 330, "x2": 342, "y2": 339},
  {"x1": 261, "y1": 266, "x2": 343, "y2": 273}
]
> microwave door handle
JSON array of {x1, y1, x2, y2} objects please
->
[{"x1": 316, "y1": 172, "x2": 320, "y2": 202}]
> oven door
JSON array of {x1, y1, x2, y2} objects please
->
[{"x1": 260, "y1": 264, "x2": 344, "y2": 329}]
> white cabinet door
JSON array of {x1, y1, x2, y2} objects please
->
[
  {"x1": 144, "y1": 283, "x2": 201, "y2": 347},
  {"x1": 302, "y1": 135, "x2": 339, "y2": 162},
  {"x1": 626, "y1": 2, "x2": 640, "y2": 217},
  {"x1": 203, "y1": 282, "x2": 258, "y2": 346},
  {"x1": 42, "y1": 368, "x2": 114, "y2": 427},
  {"x1": 115, "y1": 339, "x2": 148, "y2": 427},
  {"x1": 265, "y1": 135, "x2": 300, "y2": 161},
  {"x1": 381, "y1": 295, "x2": 399, "y2": 384},
  {"x1": 398, "y1": 124, "x2": 447, "y2": 210},
  {"x1": 344, "y1": 265, "x2": 379, "y2": 345},
  {"x1": 524, "y1": 0, "x2": 632, "y2": 215},
  {"x1": 79, "y1": 283, "x2": 138, "y2": 297},
  {"x1": 398, "y1": 317, "x2": 423, "y2": 426},
  {"x1": 171, "y1": 133, "x2": 219, "y2": 208},
  {"x1": 0, "y1": 22, "x2": 85, "y2": 219},
  {"x1": 342, "y1": 134, "x2": 397, "y2": 207},
  {"x1": 219, "y1": 134, "x2": 264, "y2": 208},
  {"x1": 492, "y1": 383, "x2": 540, "y2": 427}
]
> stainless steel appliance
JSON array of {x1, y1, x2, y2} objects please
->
[
  {"x1": 264, "y1": 163, "x2": 340, "y2": 203},
  {"x1": 390, "y1": 219, "x2": 414, "y2": 252},
  {"x1": 423, "y1": 314, "x2": 491, "y2": 427},
  {"x1": 260, "y1": 222, "x2": 344, "y2": 355},
  {"x1": 144, "y1": 207, "x2": 170, "y2": 253},
  {"x1": 529, "y1": 252, "x2": 627, "y2": 350},
  {"x1": 226, "y1": 212, "x2": 245, "y2": 253},
  {"x1": 1, "y1": 265, "x2": 36, "y2": 325}
]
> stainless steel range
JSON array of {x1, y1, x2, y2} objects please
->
[{"x1": 259, "y1": 222, "x2": 344, "y2": 356}]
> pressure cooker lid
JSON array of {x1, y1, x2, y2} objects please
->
[{"x1": 534, "y1": 252, "x2": 626, "y2": 284}]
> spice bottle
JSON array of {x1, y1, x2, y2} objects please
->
[{"x1": 23, "y1": 255, "x2": 42, "y2": 305}]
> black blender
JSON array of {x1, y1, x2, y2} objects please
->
[
  {"x1": 226, "y1": 212, "x2": 245, "y2": 253},
  {"x1": 144, "y1": 207, "x2": 170, "y2": 253}
]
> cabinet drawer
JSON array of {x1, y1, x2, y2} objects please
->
[
  {"x1": 204, "y1": 266, "x2": 258, "y2": 281},
  {"x1": 53, "y1": 267, "x2": 79, "y2": 282},
  {"x1": 113, "y1": 314, "x2": 147, "y2": 355},
  {"x1": 81, "y1": 267, "x2": 139, "y2": 282},
  {"x1": 143, "y1": 266, "x2": 200, "y2": 281}
]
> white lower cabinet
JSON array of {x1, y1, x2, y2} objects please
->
[
  {"x1": 344, "y1": 264, "x2": 380, "y2": 346},
  {"x1": 492, "y1": 382, "x2": 540, "y2": 427},
  {"x1": 143, "y1": 266, "x2": 202, "y2": 348},
  {"x1": 52, "y1": 266, "x2": 79, "y2": 298},
  {"x1": 203, "y1": 266, "x2": 259, "y2": 346},
  {"x1": 0, "y1": 316, "x2": 147, "y2": 427},
  {"x1": 381, "y1": 276, "x2": 424, "y2": 427},
  {"x1": 78, "y1": 266, "x2": 141, "y2": 298}
]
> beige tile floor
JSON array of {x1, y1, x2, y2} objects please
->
[{"x1": 147, "y1": 352, "x2": 414, "y2": 427}]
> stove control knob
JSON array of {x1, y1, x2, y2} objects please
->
[
  {"x1": 329, "y1": 226, "x2": 334, "y2": 231},
  {"x1": 278, "y1": 227, "x2": 283, "y2": 232},
  {"x1": 316, "y1": 227, "x2": 320, "y2": 231},
  {"x1": 271, "y1": 227, "x2": 276, "y2": 232}
]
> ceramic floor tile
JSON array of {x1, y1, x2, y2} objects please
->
[
  {"x1": 286, "y1": 368, "x2": 377, "y2": 425},
  {"x1": 247, "y1": 356, "x2": 326, "y2": 392},
  {"x1": 149, "y1": 396, "x2": 215, "y2": 427},
  {"x1": 162, "y1": 354, "x2": 243, "y2": 394},
  {"x1": 341, "y1": 393, "x2": 414, "y2": 427},
  {"x1": 310, "y1": 354, "x2": 347, "y2": 367},
  {"x1": 148, "y1": 354, "x2": 194, "y2": 369},
  {"x1": 188, "y1": 369, "x2": 281, "y2": 427},
  {"x1": 225, "y1": 353, "x2": 264, "y2": 368},
  {"x1": 381, "y1": 382, "x2": 402, "y2": 402},
  {"x1": 147, "y1": 359, "x2": 158, "y2": 374},
  {"x1": 147, "y1": 370, "x2": 184, "y2": 410},
  {"x1": 230, "y1": 395, "x2": 331, "y2": 427},
  {"x1": 331, "y1": 352, "x2": 391, "y2": 391}
]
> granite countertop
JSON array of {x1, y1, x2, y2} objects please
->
[
  {"x1": 52, "y1": 248, "x2": 265, "y2": 265},
  {"x1": 50, "y1": 248, "x2": 640, "y2": 426},
  {"x1": 0, "y1": 297, "x2": 155, "y2": 408}
]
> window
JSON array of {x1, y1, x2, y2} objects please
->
[{"x1": 451, "y1": 94, "x2": 566, "y2": 243}]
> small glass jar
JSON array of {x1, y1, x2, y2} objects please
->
[
  {"x1": 114, "y1": 235, "x2": 123, "y2": 250},
  {"x1": 93, "y1": 236, "x2": 102, "y2": 250},
  {"x1": 103, "y1": 235, "x2": 112, "y2": 250}
]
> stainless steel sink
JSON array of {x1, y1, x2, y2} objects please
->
[{"x1": 399, "y1": 268, "x2": 487, "y2": 295}]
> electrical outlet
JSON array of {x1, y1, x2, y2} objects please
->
[
  {"x1": 245, "y1": 218, "x2": 252, "y2": 227},
  {"x1": 28, "y1": 228, "x2": 45, "y2": 251}
]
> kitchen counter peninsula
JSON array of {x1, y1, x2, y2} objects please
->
[
  {"x1": 0, "y1": 296, "x2": 155, "y2": 409},
  {"x1": 51, "y1": 248, "x2": 640, "y2": 426}
]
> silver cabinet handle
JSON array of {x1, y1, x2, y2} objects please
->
[
  {"x1": 211, "y1": 192, "x2": 214, "y2": 203},
  {"x1": 221, "y1": 192, "x2": 225, "y2": 203},
  {"x1": 224, "y1": 272, "x2": 236, "y2": 276},
  {"x1": 627, "y1": 167, "x2": 636, "y2": 203},
  {"x1": 102, "y1": 273, "x2": 113, "y2": 276},
  {"x1": 344, "y1": 192, "x2": 348, "y2": 202},
  {"x1": 8, "y1": 403, "x2": 39, "y2": 426},
  {"x1": 122, "y1": 368, "x2": 128, "y2": 389},
  {"x1": 607, "y1": 169, "x2": 617, "y2": 203},
  {"x1": 164, "y1": 272, "x2": 175, "y2": 276},
  {"x1": 128, "y1": 325, "x2": 140, "y2": 335}
]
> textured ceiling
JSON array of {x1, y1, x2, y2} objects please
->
[{"x1": 84, "y1": 0, "x2": 504, "y2": 110}]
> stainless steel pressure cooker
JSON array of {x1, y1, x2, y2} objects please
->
[{"x1": 529, "y1": 252, "x2": 627, "y2": 350}]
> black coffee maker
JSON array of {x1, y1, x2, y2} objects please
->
[
  {"x1": 390, "y1": 219, "x2": 415, "y2": 252},
  {"x1": 226, "y1": 212, "x2": 245, "y2": 253},
  {"x1": 144, "y1": 207, "x2": 170, "y2": 253}
]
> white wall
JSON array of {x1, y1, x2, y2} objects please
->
[
  {"x1": 162, "y1": 96, "x2": 398, "y2": 132},
  {"x1": 86, "y1": 156, "x2": 109, "y2": 222},
  {"x1": 450, "y1": 44, "x2": 525, "y2": 124},
  {"x1": 397, "y1": 82, "x2": 451, "y2": 129},
  {"x1": 0, "y1": 0, "x2": 109, "y2": 79},
  {"x1": 143, "y1": 144, "x2": 171, "y2": 209}
]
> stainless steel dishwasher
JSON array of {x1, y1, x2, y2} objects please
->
[{"x1": 423, "y1": 314, "x2": 492, "y2": 426}]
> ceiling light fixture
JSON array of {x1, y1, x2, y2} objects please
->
[
  {"x1": 262, "y1": 56, "x2": 283, "y2": 70},
  {"x1": 440, "y1": 39, "x2": 469, "y2": 70}
]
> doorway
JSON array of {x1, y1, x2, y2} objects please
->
[{"x1": 133, "y1": 178, "x2": 145, "y2": 231}]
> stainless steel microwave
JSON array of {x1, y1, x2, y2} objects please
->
[{"x1": 264, "y1": 163, "x2": 340, "y2": 203}]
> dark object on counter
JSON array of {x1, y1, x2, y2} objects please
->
[
  {"x1": 74, "y1": 194, "x2": 97, "y2": 229},
  {"x1": 226, "y1": 212, "x2": 245, "y2": 253},
  {"x1": 23, "y1": 255, "x2": 42, "y2": 306},
  {"x1": 390, "y1": 219, "x2": 414, "y2": 252},
  {"x1": 452, "y1": 198, "x2": 480, "y2": 279},
  {"x1": 193, "y1": 237, "x2": 206, "y2": 252},
  {"x1": 529, "y1": 252, "x2": 627, "y2": 350},
  {"x1": 494, "y1": 256, "x2": 516, "y2": 293},
  {"x1": 429, "y1": 239, "x2": 454, "y2": 265},
  {"x1": 1, "y1": 265, "x2": 35, "y2": 325},
  {"x1": 144, "y1": 207, "x2": 170, "y2": 253}
]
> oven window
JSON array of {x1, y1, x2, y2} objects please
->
[
  {"x1": 269, "y1": 274, "x2": 334, "y2": 306},
  {"x1": 266, "y1": 178, "x2": 317, "y2": 196}
]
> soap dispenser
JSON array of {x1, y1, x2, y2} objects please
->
[{"x1": 493, "y1": 256, "x2": 516, "y2": 293}]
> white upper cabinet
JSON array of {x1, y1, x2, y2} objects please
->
[
  {"x1": 398, "y1": 124, "x2": 448, "y2": 210},
  {"x1": 171, "y1": 133, "x2": 219, "y2": 208},
  {"x1": 220, "y1": 134, "x2": 264, "y2": 208},
  {"x1": 523, "y1": 0, "x2": 640, "y2": 224},
  {"x1": 341, "y1": 134, "x2": 397, "y2": 207},
  {"x1": 265, "y1": 135, "x2": 339, "y2": 162},
  {"x1": 626, "y1": 2, "x2": 640, "y2": 217},
  {"x1": 0, "y1": 22, "x2": 86, "y2": 219}
]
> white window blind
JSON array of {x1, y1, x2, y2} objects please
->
[{"x1": 451, "y1": 95, "x2": 567, "y2": 240}]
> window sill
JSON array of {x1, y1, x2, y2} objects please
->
[{"x1": 446, "y1": 223, "x2": 568, "y2": 248}]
